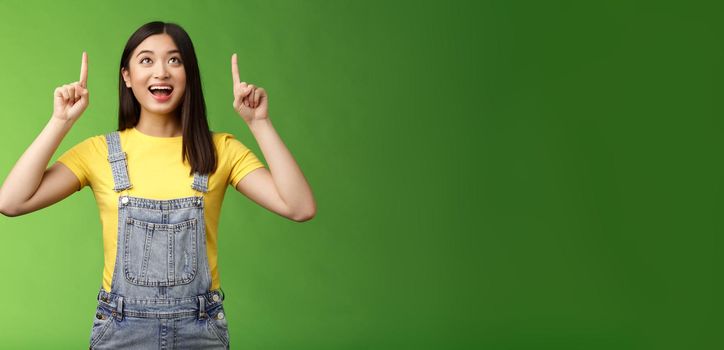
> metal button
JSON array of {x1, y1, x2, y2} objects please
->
[
  {"x1": 212, "y1": 294, "x2": 220, "y2": 302},
  {"x1": 196, "y1": 198, "x2": 202, "y2": 206},
  {"x1": 121, "y1": 197, "x2": 129, "y2": 205},
  {"x1": 96, "y1": 312, "x2": 103, "y2": 320},
  {"x1": 216, "y1": 312, "x2": 224, "y2": 320}
]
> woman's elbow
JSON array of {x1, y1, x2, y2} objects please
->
[
  {"x1": 291, "y1": 212, "x2": 315, "y2": 222},
  {"x1": 289, "y1": 203, "x2": 317, "y2": 222},
  {"x1": 0, "y1": 203, "x2": 21, "y2": 217},
  {"x1": 0, "y1": 197, "x2": 28, "y2": 217},
  {"x1": 291, "y1": 205, "x2": 316, "y2": 222}
]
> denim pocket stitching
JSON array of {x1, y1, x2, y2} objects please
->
[
  {"x1": 90, "y1": 306, "x2": 115, "y2": 347},
  {"x1": 123, "y1": 217, "x2": 198, "y2": 286},
  {"x1": 207, "y1": 306, "x2": 229, "y2": 347}
]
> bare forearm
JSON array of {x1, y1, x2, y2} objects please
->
[
  {"x1": 247, "y1": 118, "x2": 315, "y2": 217},
  {"x1": 0, "y1": 116, "x2": 74, "y2": 207}
]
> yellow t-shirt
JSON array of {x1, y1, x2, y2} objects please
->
[{"x1": 57, "y1": 127, "x2": 265, "y2": 293}]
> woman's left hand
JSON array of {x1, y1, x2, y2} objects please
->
[{"x1": 231, "y1": 53, "x2": 269, "y2": 124}]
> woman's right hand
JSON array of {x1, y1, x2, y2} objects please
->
[{"x1": 52, "y1": 52, "x2": 89, "y2": 123}]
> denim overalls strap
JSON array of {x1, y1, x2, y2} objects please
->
[{"x1": 105, "y1": 131, "x2": 132, "y2": 192}]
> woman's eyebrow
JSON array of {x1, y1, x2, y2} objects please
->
[{"x1": 136, "y1": 49, "x2": 180, "y2": 57}]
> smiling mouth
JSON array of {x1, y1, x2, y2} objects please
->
[{"x1": 149, "y1": 86, "x2": 174, "y2": 96}]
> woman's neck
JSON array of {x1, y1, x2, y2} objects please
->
[{"x1": 136, "y1": 110, "x2": 182, "y2": 137}]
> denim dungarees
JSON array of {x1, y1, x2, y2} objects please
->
[{"x1": 88, "y1": 131, "x2": 230, "y2": 349}]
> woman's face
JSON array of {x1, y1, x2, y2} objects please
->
[{"x1": 121, "y1": 33, "x2": 186, "y2": 117}]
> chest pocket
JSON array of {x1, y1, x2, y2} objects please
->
[{"x1": 123, "y1": 217, "x2": 199, "y2": 286}]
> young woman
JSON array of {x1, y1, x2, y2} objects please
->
[{"x1": 0, "y1": 21, "x2": 316, "y2": 349}]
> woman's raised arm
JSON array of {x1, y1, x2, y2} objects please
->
[
  {"x1": 0, "y1": 52, "x2": 90, "y2": 217},
  {"x1": 230, "y1": 53, "x2": 316, "y2": 222}
]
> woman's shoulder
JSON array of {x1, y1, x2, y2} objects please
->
[
  {"x1": 79, "y1": 128, "x2": 128, "y2": 142},
  {"x1": 69, "y1": 128, "x2": 137, "y2": 157},
  {"x1": 211, "y1": 130, "x2": 251, "y2": 151},
  {"x1": 57, "y1": 131, "x2": 113, "y2": 166},
  {"x1": 68, "y1": 132, "x2": 111, "y2": 153},
  {"x1": 90, "y1": 129, "x2": 131, "y2": 148},
  {"x1": 211, "y1": 130, "x2": 236, "y2": 141}
]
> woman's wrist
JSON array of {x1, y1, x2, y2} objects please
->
[
  {"x1": 246, "y1": 117, "x2": 272, "y2": 133},
  {"x1": 49, "y1": 114, "x2": 76, "y2": 131}
]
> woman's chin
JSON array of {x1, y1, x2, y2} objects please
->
[{"x1": 141, "y1": 104, "x2": 182, "y2": 117}]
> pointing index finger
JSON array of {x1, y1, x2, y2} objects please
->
[
  {"x1": 231, "y1": 53, "x2": 240, "y2": 86},
  {"x1": 80, "y1": 51, "x2": 88, "y2": 88}
]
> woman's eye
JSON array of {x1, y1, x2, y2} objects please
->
[{"x1": 139, "y1": 57, "x2": 181, "y2": 64}]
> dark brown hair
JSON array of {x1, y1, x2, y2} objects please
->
[{"x1": 118, "y1": 21, "x2": 216, "y2": 176}]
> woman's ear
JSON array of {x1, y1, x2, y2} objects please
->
[{"x1": 121, "y1": 68, "x2": 131, "y2": 88}]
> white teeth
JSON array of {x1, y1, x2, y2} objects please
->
[{"x1": 149, "y1": 86, "x2": 173, "y2": 91}]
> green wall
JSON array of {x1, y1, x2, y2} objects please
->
[{"x1": 0, "y1": 0, "x2": 719, "y2": 349}]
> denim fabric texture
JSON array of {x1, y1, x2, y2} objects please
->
[{"x1": 88, "y1": 131, "x2": 229, "y2": 349}]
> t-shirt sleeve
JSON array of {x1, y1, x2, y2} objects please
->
[
  {"x1": 56, "y1": 136, "x2": 97, "y2": 191},
  {"x1": 221, "y1": 133, "x2": 266, "y2": 188}
]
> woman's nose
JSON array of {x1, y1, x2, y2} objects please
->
[{"x1": 154, "y1": 63, "x2": 170, "y2": 79}]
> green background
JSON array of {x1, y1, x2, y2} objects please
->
[{"x1": 0, "y1": 0, "x2": 720, "y2": 349}]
